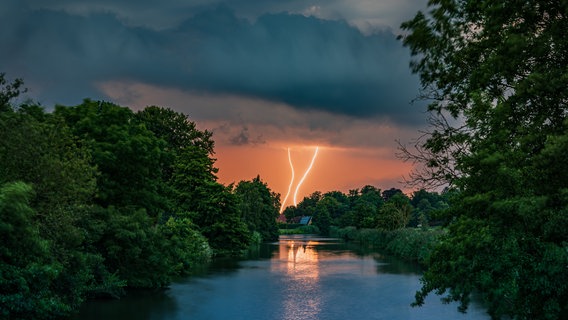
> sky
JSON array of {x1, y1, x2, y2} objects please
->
[{"x1": 1, "y1": 0, "x2": 429, "y2": 208}]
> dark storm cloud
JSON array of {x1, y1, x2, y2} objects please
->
[
  {"x1": 228, "y1": 126, "x2": 265, "y2": 146},
  {"x1": 1, "y1": 2, "x2": 170, "y2": 104},
  {"x1": 21, "y1": 0, "x2": 320, "y2": 29},
  {"x1": 1, "y1": 3, "x2": 423, "y2": 123}
]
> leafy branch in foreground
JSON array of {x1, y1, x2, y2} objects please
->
[{"x1": 399, "y1": 1, "x2": 568, "y2": 319}]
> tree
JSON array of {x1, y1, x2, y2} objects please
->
[
  {"x1": 0, "y1": 73, "x2": 26, "y2": 113},
  {"x1": 0, "y1": 99, "x2": 115, "y2": 315},
  {"x1": 410, "y1": 189, "x2": 449, "y2": 227},
  {"x1": 171, "y1": 146, "x2": 251, "y2": 254},
  {"x1": 321, "y1": 191, "x2": 350, "y2": 226},
  {"x1": 0, "y1": 182, "x2": 68, "y2": 318},
  {"x1": 376, "y1": 193, "x2": 413, "y2": 230},
  {"x1": 170, "y1": 145, "x2": 219, "y2": 214},
  {"x1": 135, "y1": 106, "x2": 215, "y2": 189},
  {"x1": 313, "y1": 197, "x2": 335, "y2": 235},
  {"x1": 55, "y1": 100, "x2": 168, "y2": 216},
  {"x1": 136, "y1": 106, "x2": 214, "y2": 154},
  {"x1": 287, "y1": 192, "x2": 322, "y2": 222},
  {"x1": 282, "y1": 205, "x2": 298, "y2": 223},
  {"x1": 0, "y1": 106, "x2": 96, "y2": 213},
  {"x1": 0, "y1": 75, "x2": 260, "y2": 317},
  {"x1": 90, "y1": 206, "x2": 171, "y2": 288},
  {"x1": 158, "y1": 216, "x2": 212, "y2": 274},
  {"x1": 381, "y1": 187, "x2": 402, "y2": 201},
  {"x1": 234, "y1": 176, "x2": 280, "y2": 242},
  {"x1": 193, "y1": 181, "x2": 252, "y2": 254},
  {"x1": 399, "y1": 1, "x2": 568, "y2": 319},
  {"x1": 350, "y1": 186, "x2": 383, "y2": 228}
]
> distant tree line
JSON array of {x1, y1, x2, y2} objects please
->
[
  {"x1": 282, "y1": 186, "x2": 450, "y2": 235},
  {"x1": 0, "y1": 73, "x2": 279, "y2": 319}
]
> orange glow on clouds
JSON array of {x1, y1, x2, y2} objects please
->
[{"x1": 215, "y1": 143, "x2": 413, "y2": 207}]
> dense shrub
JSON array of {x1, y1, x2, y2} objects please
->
[{"x1": 330, "y1": 227, "x2": 443, "y2": 265}]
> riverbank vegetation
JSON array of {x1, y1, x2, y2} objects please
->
[
  {"x1": 329, "y1": 227, "x2": 443, "y2": 266},
  {"x1": 397, "y1": 1, "x2": 568, "y2": 319},
  {"x1": 279, "y1": 186, "x2": 449, "y2": 265},
  {"x1": 0, "y1": 74, "x2": 280, "y2": 319}
]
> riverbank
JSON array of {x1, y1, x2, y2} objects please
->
[
  {"x1": 279, "y1": 224, "x2": 320, "y2": 235},
  {"x1": 329, "y1": 227, "x2": 445, "y2": 266}
]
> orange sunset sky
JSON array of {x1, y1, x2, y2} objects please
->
[{"x1": 214, "y1": 144, "x2": 415, "y2": 208}]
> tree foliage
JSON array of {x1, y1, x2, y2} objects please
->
[
  {"x1": 55, "y1": 100, "x2": 169, "y2": 216},
  {"x1": 0, "y1": 73, "x2": 26, "y2": 112},
  {"x1": 0, "y1": 182, "x2": 64, "y2": 319},
  {"x1": 234, "y1": 175, "x2": 280, "y2": 242},
  {"x1": 282, "y1": 185, "x2": 443, "y2": 233},
  {"x1": 136, "y1": 106, "x2": 214, "y2": 155},
  {"x1": 0, "y1": 75, "x2": 260, "y2": 319},
  {"x1": 399, "y1": 1, "x2": 568, "y2": 318},
  {"x1": 377, "y1": 193, "x2": 412, "y2": 231},
  {"x1": 170, "y1": 146, "x2": 251, "y2": 254},
  {"x1": 0, "y1": 95, "x2": 112, "y2": 316}
]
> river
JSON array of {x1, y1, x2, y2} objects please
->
[{"x1": 74, "y1": 234, "x2": 489, "y2": 320}]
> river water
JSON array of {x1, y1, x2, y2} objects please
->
[{"x1": 74, "y1": 234, "x2": 489, "y2": 320}]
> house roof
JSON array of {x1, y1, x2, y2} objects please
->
[{"x1": 299, "y1": 216, "x2": 312, "y2": 225}]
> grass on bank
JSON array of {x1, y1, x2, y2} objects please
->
[{"x1": 279, "y1": 225, "x2": 320, "y2": 235}]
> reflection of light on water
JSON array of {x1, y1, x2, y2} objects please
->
[{"x1": 274, "y1": 238, "x2": 322, "y2": 320}]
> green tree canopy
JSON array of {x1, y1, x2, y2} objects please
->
[
  {"x1": 321, "y1": 191, "x2": 350, "y2": 227},
  {"x1": 55, "y1": 100, "x2": 168, "y2": 216},
  {"x1": 136, "y1": 106, "x2": 214, "y2": 154},
  {"x1": 234, "y1": 175, "x2": 280, "y2": 242},
  {"x1": 0, "y1": 98, "x2": 114, "y2": 316},
  {"x1": 0, "y1": 106, "x2": 96, "y2": 213},
  {"x1": 399, "y1": 1, "x2": 568, "y2": 318},
  {"x1": 313, "y1": 196, "x2": 336, "y2": 235},
  {"x1": 0, "y1": 77, "x2": 255, "y2": 317},
  {"x1": 351, "y1": 186, "x2": 384, "y2": 228},
  {"x1": 0, "y1": 73, "x2": 26, "y2": 112},
  {"x1": 0, "y1": 182, "x2": 72, "y2": 319},
  {"x1": 171, "y1": 146, "x2": 251, "y2": 254},
  {"x1": 135, "y1": 106, "x2": 215, "y2": 192}
]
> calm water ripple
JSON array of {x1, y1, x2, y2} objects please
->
[{"x1": 74, "y1": 234, "x2": 489, "y2": 320}]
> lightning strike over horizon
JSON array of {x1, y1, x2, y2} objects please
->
[
  {"x1": 293, "y1": 146, "x2": 319, "y2": 206},
  {"x1": 279, "y1": 146, "x2": 320, "y2": 213},
  {"x1": 279, "y1": 148, "x2": 295, "y2": 213}
]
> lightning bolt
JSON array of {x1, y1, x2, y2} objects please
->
[
  {"x1": 279, "y1": 148, "x2": 295, "y2": 213},
  {"x1": 293, "y1": 146, "x2": 319, "y2": 206},
  {"x1": 279, "y1": 146, "x2": 320, "y2": 213}
]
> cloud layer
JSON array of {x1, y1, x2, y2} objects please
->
[
  {"x1": 1, "y1": 0, "x2": 431, "y2": 195},
  {"x1": 2, "y1": 2, "x2": 423, "y2": 124}
]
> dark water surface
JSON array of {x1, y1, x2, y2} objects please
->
[{"x1": 74, "y1": 234, "x2": 489, "y2": 320}]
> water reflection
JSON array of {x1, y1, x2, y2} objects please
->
[
  {"x1": 72, "y1": 288, "x2": 179, "y2": 320},
  {"x1": 275, "y1": 235, "x2": 323, "y2": 320},
  {"x1": 375, "y1": 255, "x2": 422, "y2": 275}
]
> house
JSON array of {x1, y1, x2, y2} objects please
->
[{"x1": 299, "y1": 216, "x2": 312, "y2": 225}]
